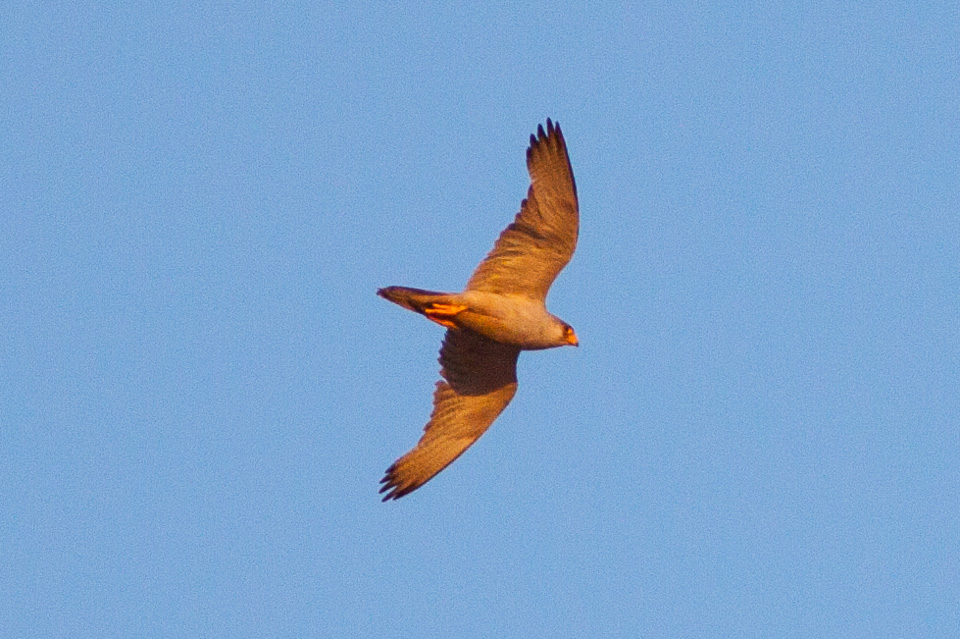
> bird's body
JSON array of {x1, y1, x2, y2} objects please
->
[
  {"x1": 378, "y1": 119, "x2": 579, "y2": 500},
  {"x1": 378, "y1": 287, "x2": 575, "y2": 350}
]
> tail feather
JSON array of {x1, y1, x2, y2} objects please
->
[{"x1": 377, "y1": 286, "x2": 454, "y2": 315}]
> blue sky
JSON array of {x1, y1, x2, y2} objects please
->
[{"x1": 2, "y1": 2, "x2": 959, "y2": 637}]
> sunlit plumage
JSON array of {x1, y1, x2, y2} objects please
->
[{"x1": 378, "y1": 119, "x2": 579, "y2": 500}]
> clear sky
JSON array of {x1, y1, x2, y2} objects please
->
[{"x1": 2, "y1": 2, "x2": 958, "y2": 637}]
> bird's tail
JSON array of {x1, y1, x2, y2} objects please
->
[{"x1": 377, "y1": 286, "x2": 456, "y2": 315}]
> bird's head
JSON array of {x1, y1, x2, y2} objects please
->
[{"x1": 561, "y1": 322, "x2": 579, "y2": 347}]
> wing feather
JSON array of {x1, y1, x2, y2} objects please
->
[
  {"x1": 465, "y1": 119, "x2": 579, "y2": 300},
  {"x1": 379, "y1": 329, "x2": 520, "y2": 500}
]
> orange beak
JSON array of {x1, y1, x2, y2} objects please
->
[{"x1": 566, "y1": 330, "x2": 579, "y2": 347}]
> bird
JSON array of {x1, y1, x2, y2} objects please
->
[{"x1": 377, "y1": 119, "x2": 579, "y2": 501}]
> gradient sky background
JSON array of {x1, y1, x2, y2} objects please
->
[{"x1": 2, "y1": 2, "x2": 959, "y2": 637}]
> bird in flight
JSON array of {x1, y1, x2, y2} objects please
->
[{"x1": 378, "y1": 119, "x2": 579, "y2": 500}]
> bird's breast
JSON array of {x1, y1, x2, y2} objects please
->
[{"x1": 455, "y1": 294, "x2": 556, "y2": 349}]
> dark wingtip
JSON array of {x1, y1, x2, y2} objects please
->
[
  {"x1": 529, "y1": 118, "x2": 563, "y2": 150},
  {"x1": 526, "y1": 118, "x2": 575, "y2": 199},
  {"x1": 379, "y1": 464, "x2": 405, "y2": 501},
  {"x1": 379, "y1": 484, "x2": 404, "y2": 502},
  {"x1": 528, "y1": 119, "x2": 553, "y2": 161},
  {"x1": 379, "y1": 479, "x2": 395, "y2": 501}
]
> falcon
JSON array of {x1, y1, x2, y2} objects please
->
[{"x1": 378, "y1": 119, "x2": 579, "y2": 500}]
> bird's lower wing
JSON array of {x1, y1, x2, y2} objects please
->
[{"x1": 380, "y1": 329, "x2": 520, "y2": 501}]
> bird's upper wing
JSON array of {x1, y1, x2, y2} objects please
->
[
  {"x1": 465, "y1": 119, "x2": 579, "y2": 301},
  {"x1": 379, "y1": 328, "x2": 520, "y2": 501}
]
